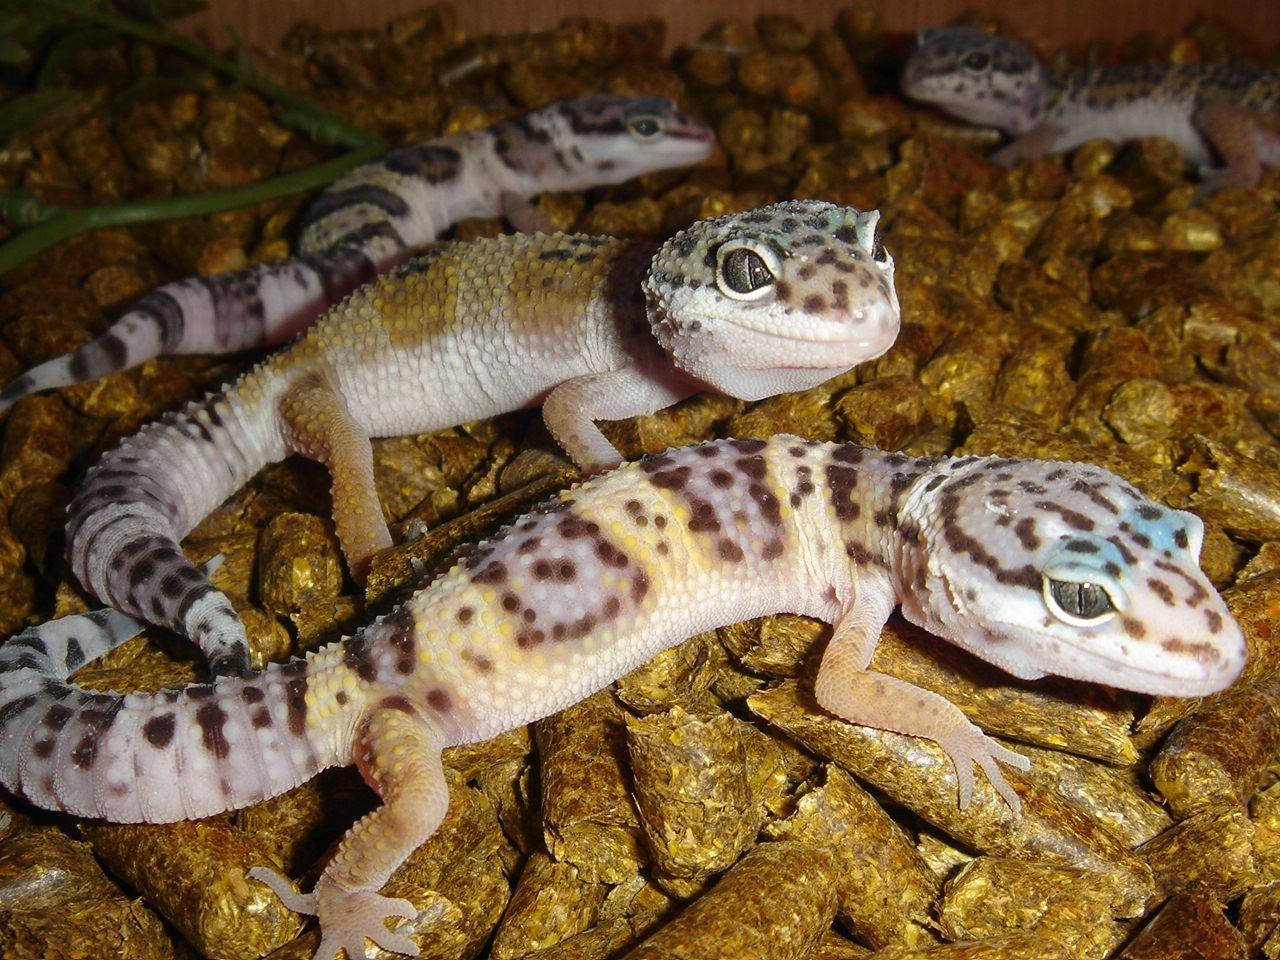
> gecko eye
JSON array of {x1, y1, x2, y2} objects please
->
[
  {"x1": 1043, "y1": 578, "x2": 1116, "y2": 625},
  {"x1": 960, "y1": 51, "x2": 991, "y2": 71},
  {"x1": 627, "y1": 116, "x2": 662, "y2": 139},
  {"x1": 716, "y1": 244, "x2": 775, "y2": 298}
]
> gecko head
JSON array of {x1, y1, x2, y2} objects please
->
[
  {"x1": 642, "y1": 200, "x2": 900, "y2": 401},
  {"x1": 898, "y1": 455, "x2": 1246, "y2": 697},
  {"x1": 902, "y1": 27, "x2": 1045, "y2": 134},
  {"x1": 527, "y1": 94, "x2": 715, "y2": 187}
]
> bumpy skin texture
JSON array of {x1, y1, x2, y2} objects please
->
[
  {"x1": 902, "y1": 27, "x2": 1280, "y2": 194},
  {"x1": 0, "y1": 437, "x2": 1246, "y2": 960},
  {"x1": 0, "y1": 94, "x2": 715, "y2": 414},
  {"x1": 59, "y1": 200, "x2": 900, "y2": 676}
]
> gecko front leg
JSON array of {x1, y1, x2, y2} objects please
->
[
  {"x1": 541, "y1": 366, "x2": 694, "y2": 474},
  {"x1": 813, "y1": 569, "x2": 1030, "y2": 813},
  {"x1": 250, "y1": 703, "x2": 449, "y2": 960}
]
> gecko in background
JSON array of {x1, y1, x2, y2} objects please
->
[
  {"x1": 902, "y1": 26, "x2": 1280, "y2": 195},
  {"x1": 0, "y1": 93, "x2": 716, "y2": 414},
  {"x1": 54, "y1": 200, "x2": 901, "y2": 676},
  {"x1": 0, "y1": 436, "x2": 1247, "y2": 959}
]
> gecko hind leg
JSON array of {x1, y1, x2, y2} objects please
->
[
  {"x1": 250, "y1": 703, "x2": 450, "y2": 960},
  {"x1": 1193, "y1": 101, "x2": 1267, "y2": 197},
  {"x1": 279, "y1": 375, "x2": 392, "y2": 583}
]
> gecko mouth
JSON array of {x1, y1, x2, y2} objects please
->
[
  {"x1": 720, "y1": 313, "x2": 898, "y2": 346},
  {"x1": 1027, "y1": 626, "x2": 1245, "y2": 696}
]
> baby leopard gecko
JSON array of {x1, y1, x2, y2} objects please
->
[
  {"x1": 0, "y1": 436, "x2": 1245, "y2": 960},
  {"x1": 0, "y1": 94, "x2": 715, "y2": 414},
  {"x1": 902, "y1": 26, "x2": 1280, "y2": 195},
  {"x1": 58, "y1": 200, "x2": 900, "y2": 676}
]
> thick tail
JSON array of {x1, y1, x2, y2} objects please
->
[
  {"x1": 0, "y1": 232, "x2": 405, "y2": 417},
  {"x1": 0, "y1": 608, "x2": 348, "y2": 822},
  {"x1": 64, "y1": 377, "x2": 289, "y2": 675}
]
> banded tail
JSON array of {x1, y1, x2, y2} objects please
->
[
  {"x1": 0, "y1": 94, "x2": 714, "y2": 416},
  {"x1": 64, "y1": 376, "x2": 289, "y2": 675},
  {"x1": 0, "y1": 236, "x2": 404, "y2": 417},
  {"x1": 0, "y1": 605, "x2": 349, "y2": 822}
]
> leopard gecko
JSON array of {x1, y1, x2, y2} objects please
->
[
  {"x1": 0, "y1": 435, "x2": 1246, "y2": 959},
  {"x1": 58, "y1": 200, "x2": 900, "y2": 676},
  {"x1": 902, "y1": 26, "x2": 1280, "y2": 195},
  {"x1": 0, "y1": 93, "x2": 714, "y2": 413}
]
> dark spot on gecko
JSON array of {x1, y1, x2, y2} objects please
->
[
  {"x1": 474, "y1": 561, "x2": 508, "y2": 584},
  {"x1": 1065, "y1": 539, "x2": 1099, "y2": 554},
  {"x1": 251, "y1": 708, "x2": 271, "y2": 729},
  {"x1": 462, "y1": 650, "x2": 493, "y2": 672},
  {"x1": 518, "y1": 629, "x2": 546, "y2": 648},
  {"x1": 710, "y1": 469, "x2": 733, "y2": 488},
  {"x1": 761, "y1": 539, "x2": 784, "y2": 560},
  {"x1": 336, "y1": 690, "x2": 349, "y2": 705},
  {"x1": 1137, "y1": 505, "x2": 1162, "y2": 521},
  {"x1": 718, "y1": 540, "x2": 744, "y2": 562},
  {"x1": 1147, "y1": 579, "x2": 1176, "y2": 605},
  {"x1": 457, "y1": 607, "x2": 473, "y2": 623},
  {"x1": 426, "y1": 689, "x2": 452, "y2": 712},
  {"x1": 648, "y1": 466, "x2": 692, "y2": 490},
  {"x1": 1205, "y1": 610, "x2": 1223, "y2": 634},
  {"x1": 285, "y1": 677, "x2": 308, "y2": 736},
  {"x1": 502, "y1": 594, "x2": 520, "y2": 612},
  {"x1": 688, "y1": 498, "x2": 721, "y2": 533},
  {"x1": 1121, "y1": 617, "x2": 1147, "y2": 639},
  {"x1": 0, "y1": 694, "x2": 38, "y2": 729},
  {"x1": 32, "y1": 738, "x2": 54, "y2": 758},
  {"x1": 1036, "y1": 501, "x2": 1096, "y2": 532},
  {"x1": 1014, "y1": 517, "x2": 1040, "y2": 551},
  {"x1": 240, "y1": 686, "x2": 264, "y2": 703},
  {"x1": 1173, "y1": 528, "x2": 1189, "y2": 549},
  {"x1": 730, "y1": 439, "x2": 768, "y2": 454},
  {"x1": 39, "y1": 706, "x2": 72, "y2": 727},
  {"x1": 344, "y1": 632, "x2": 378, "y2": 682},
  {"x1": 1107, "y1": 536, "x2": 1138, "y2": 565},
  {"x1": 196, "y1": 701, "x2": 230, "y2": 758},
  {"x1": 632, "y1": 572, "x2": 650, "y2": 603}
]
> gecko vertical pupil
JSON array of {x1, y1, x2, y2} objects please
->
[
  {"x1": 719, "y1": 248, "x2": 773, "y2": 294},
  {"x1": 1048, "y1": 579, "x2": 1114, "y2": 620},
  {"x1": 628, "y1": 116, "x2": 661, "y2": 138}
]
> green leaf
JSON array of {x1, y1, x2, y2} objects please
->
[{"x1": 0, "y1": 190, "x2": 59, "y2": 227}]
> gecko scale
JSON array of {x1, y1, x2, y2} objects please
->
[
  {"x1": 0, "y1": 436, "x2": 1246, "y2": 960},
  {"x1": 902, "y1": 26, "x2": 1280, "y2": 195},
  {"x1": 56, "y1": 200, "x2": 900, "y2": 676},
  {"x1": 0, "y1": 94, "x2": 715, "y2": 413}
]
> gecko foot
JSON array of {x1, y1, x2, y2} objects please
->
[
  {"x1": 935, "y1": 724, "x2": 1030, "y2": 815},
  {"x1": 248, "y1": 867, "x2": 419, "y2": 960}
]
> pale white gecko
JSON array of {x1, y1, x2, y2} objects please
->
[
  {"x1": 56, "y1": 200, "x2": 901, "y2": 676},
  {"x1": 0, "y1": 93, "x2": 715, "y2": 412},
  {"x1": 0, "y1": 435, "x2": 1246, "y2": 959},
  {"x1": 903, "y1": 26, "x2": 1280, "y2": 195}
]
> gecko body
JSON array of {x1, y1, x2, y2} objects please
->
[
  {"x1": 902, "y1": 27, "x2": 1280, "y2": 194},
  {"x1": 0, "y1": 436, "x2": 1246, "y2": 960},
  {"x1": 59, "y1": 200, "x2": 900, "y2": 676},
  {"x1": 0, "y1": 94, "x2": 715, "y2": 414}
]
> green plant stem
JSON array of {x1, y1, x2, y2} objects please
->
[
  {"x1": 0, "y1": 140, "x2": 384, "y2": 275},
  {"x1": 41, "y1": 0, "x2": 380, "y2": 149}
]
